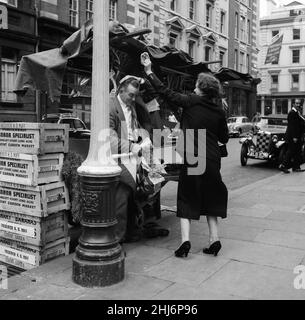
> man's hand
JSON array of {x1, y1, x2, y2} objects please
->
[
  {"x1": 140, "y1": 52, "x2": 152, "y2": 75},
  {"x1": 131, "y1": 143, "x2": 142, "y2": 157},
  {"x1": 293, "y1": 138, "x2": 298, "y2": 143}
]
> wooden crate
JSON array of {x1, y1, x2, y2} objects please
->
[
  {"x1": 0, "y1": 122, "x2": 69, "y2": 155},
  {"x1": 0, "y1": 152, "x2": 64, "y2": 186},
  {"x1": 0, "y1": 237, "x2": 70, "y2": 270},
  {"x1": 0, "y1": 210, "x2": 68, "y2": 246},
  {"x1": 0, "y1": 181, "x2": 70, "y2": 217}
]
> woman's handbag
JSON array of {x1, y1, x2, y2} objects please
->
[{"x1": 219, "y1": 143, "x2": 228, "y2": 158}]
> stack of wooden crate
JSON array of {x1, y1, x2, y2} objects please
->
[{"x1": 0, "y1": 123, "x2": 71, "y2": 270}]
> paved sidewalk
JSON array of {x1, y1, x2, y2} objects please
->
[{"x1": 1, "y1": 169, "x2": 305, "y2": 300}]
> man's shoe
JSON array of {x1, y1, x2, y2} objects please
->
[
  {"x1": 292, "y1": 168, "x2": 305, "y2": 172},
  {"x1": 279, "y1": 165, "x2": 290, "y2": 174},
  {"x1": 122, "y1": 233, "x2": 142, "y2": 243}
]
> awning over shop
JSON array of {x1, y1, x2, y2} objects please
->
[{"x1": 14, "y1": 20, "x2": 257, "y2": 102}]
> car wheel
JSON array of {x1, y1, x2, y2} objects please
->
[{"x1": 240, "y1": 144, "x2": 248, "y2": 166}]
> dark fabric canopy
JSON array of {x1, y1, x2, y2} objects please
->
[{"x1": 15, "y1": 20, "x2": 256, "y2": 102}]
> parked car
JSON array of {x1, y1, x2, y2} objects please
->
[
  {"x1": 42, "y1": 113, "x2": 90, "y2": 139},
  {"x1": 227, "y1": 116, "x2": 257, "y2": 137},
  {"x1": 239, "y1": 114, "x2": 305, "y2": 167}
]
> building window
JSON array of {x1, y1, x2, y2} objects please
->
[
  {"x1": 205, "y1": 46, "x2": 211, "y2": 62},
  {"x1": 170, "y1": 0, "x2": 176, "y2": 11},
  {"x1": 1, "y1": 59, "x2": 17, "y2": 102},
  {"x1": 169, "y1": 32, "x2": 179, "y2": 49},
  {"x1": 246, "y1": 54, "x2": 250, "y2": 73},
  {"x1": 220, "y1": 11, "x2": 226, "y2": 34},
  {"x1": 109, "y1": 0, "x2": 117, "y2": 21},
  {"x1": 234, "y1": 49, "x2": 238, "y2": 70},
  {"x1": 292, "y1": 74, "x2": 299, "y2": 89},
  {"x1": 272, "y1": 30, "x2": 279, "y2": 38},
  {"x1": 139, "y1": 10, "x2": 150, "y2": 29},
  {"x1": 247, "y1": 19, "x2": 251, "y2": 43},
  {"x1": 271, "y1": 74, "x2": 278, "y2": 90},
  {"x1": 69, "y1": 0, "x2": 79, "y2": 28},
  {"x1": 206, "y1": 2, "x2": 213, "y2": 28},
  {"x1": 239, "y1": 52, "x2": 245, "y2": 72},
  {"x1": 240, "y1": 16, "x2": 246, "y2": 42},
  {"x1": 235, "y1": 12, "x2": 239, "y2": 38},
  {"x1": 86, "y1": 0, "x2": 93, "y2": 20},
  {"x1": 292, "y1": 49, "x2": 300, "y2": 63},
  {"x1": 188, "y1": 40, "x2": 196, "y2": 58},
  {"x1": 293, "y1": 29, "x2": 300, "y2": 40},
  {"x1": 219, "y1": 51, "x2": 225, "y2": 67},
  {"x1": 189, "y1": 0, "x2": 195, "y2": 20}
]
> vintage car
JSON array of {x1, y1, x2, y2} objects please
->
[
  {"x1": 227, "y1": 116, "x2": 257, "y2": 137},
  {"x1": 42, "y1": 113, "x2": 91, "y2": 139},
  {"x1": 239, "y1": 114, "x2": 290, "y2": 166}
]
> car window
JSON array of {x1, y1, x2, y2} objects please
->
[
  {"x1": 236, "y1": 118, "x2": 242, "y2": 123},
  {"x1": 74, "y1": 119, "x2": 86, "y2": 130},
  {"x1": 45, "y1": 118, "x2": 59, "y2": 123},
  {"x1": 267, "y1": 118, "x2": 288, "y2": 126},
  {"x1": 227, "y1": 118, "x2": 236, "y2": 123},
  {"x1": 61, "y1": 118, "x2": 75, "y2": 129}
]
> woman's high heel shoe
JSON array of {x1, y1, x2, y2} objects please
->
[
  {"x1": 203, "y1": 241, "x2": 222, "y2": 257},
  {"x1": 175, "y1": 241, "x2": 191, "y2": 258}
]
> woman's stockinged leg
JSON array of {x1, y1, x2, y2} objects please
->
[
  {"x1": 206, "y1": 216, "x2": 219, "y2": 244},
  {"x1": 180, "y1": 218, "x2": 191, "y2": 243}
]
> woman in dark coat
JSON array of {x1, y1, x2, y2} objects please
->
[{"x1": 141, "y1": 53, "x2": 229, "y2": 258}]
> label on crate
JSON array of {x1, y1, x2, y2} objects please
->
[
  {"x1": 0, "y1": 154, "x2": 35, "y2": 185},
  {"x1": 0, "y1": 187, "x2": 40, "y2": 213},
  {"x1": 0, "y1": 130, "x2": 39, "y2": 152},
  {"x1": 0, "y1": 219, "x2": 36, "y2": 238},
  {"x1": 0, "y1": 243, "x2": 36, "y2": 266}
]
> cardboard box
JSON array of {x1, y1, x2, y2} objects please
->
[
  {"x1": 0, "y1": 123, "x2": 69, "y2": 155},
  {"x1": 0, "y1": 152, "x2": 64, "y2": 186}
]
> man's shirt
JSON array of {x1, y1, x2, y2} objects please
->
[{"x1": 117, "y1": 94, "x2": 138, "y2": 142}]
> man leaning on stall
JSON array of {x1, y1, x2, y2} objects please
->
[{"x1": 109, "y1": 76, "x2": 150, "y2": 243}]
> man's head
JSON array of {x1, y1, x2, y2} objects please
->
[
  {"x1": 294, "y1": 99, "x2": 303, "y2": 112},
  {"x1": 118, "y1": 77, "x2": 140, "y2": 106}
]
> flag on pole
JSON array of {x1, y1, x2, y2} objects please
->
[{"x1": 265, "y1": 34, "x2": 283, "y2": 65}]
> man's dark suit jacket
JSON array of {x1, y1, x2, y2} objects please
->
[
  {"x1": 285, "y1": 109, "x2": 305, "y2": 142},
  {"x1": 146, "y1": 73, "x2": 229, "y2": 164},
  {"x1": 109, "y1": 95, "x2": 149, "y2": 191}
]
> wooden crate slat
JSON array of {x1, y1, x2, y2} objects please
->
[
  {"x1": 0, "y1": 122, "x2": 69, "y2": 155},
  {"x1": 0, "y1": 237, "x2": 70, "y2": 270},
  {"x1": 0, "y1": 210, "x2": 68, "y2": 246},
  {"x1": 0, "y1": 152, "x2": 64, "y2": 186}
]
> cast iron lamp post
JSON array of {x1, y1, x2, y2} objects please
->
[{"x1": 72, "y1": 0, "x2": 124, "y2": 287}]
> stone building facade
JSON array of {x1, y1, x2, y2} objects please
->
[{"x1": 257, "y1": 1, "x2": 305, "y2": 116}]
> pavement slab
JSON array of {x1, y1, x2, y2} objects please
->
[
  {"x1": 199, "y1": 261, "x2": 305, "y2": 300},
  {"x1": 151, "y1": 283, "x2": 247, "y2": 300},
  {"x1": 143, "y1": 254, "x2": 230, "y2": 287},
  {"x1": 220, "y1": 238, "x2": 304, "y2": 270},
  {"x1": 86, "y1": 273, "x2": 173, "y2": 300},
  {"x1": 254, "y1": 230, "x2": 305, "y2": 251}
]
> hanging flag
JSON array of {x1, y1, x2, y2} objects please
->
[{"x1": 265, "y1": 34, "x2": 283, "y2": 64}]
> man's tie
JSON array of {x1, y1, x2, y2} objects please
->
[{"x1": 128, "y1": 105, "x2": 139, "y2": 142}]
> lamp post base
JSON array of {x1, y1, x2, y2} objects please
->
[
  {"x1": 73, "y1": 253, "x2": 124, "y2": 288},
  {"x1": 72, "y1": 171, "x2": 124, "y2": 288}
]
